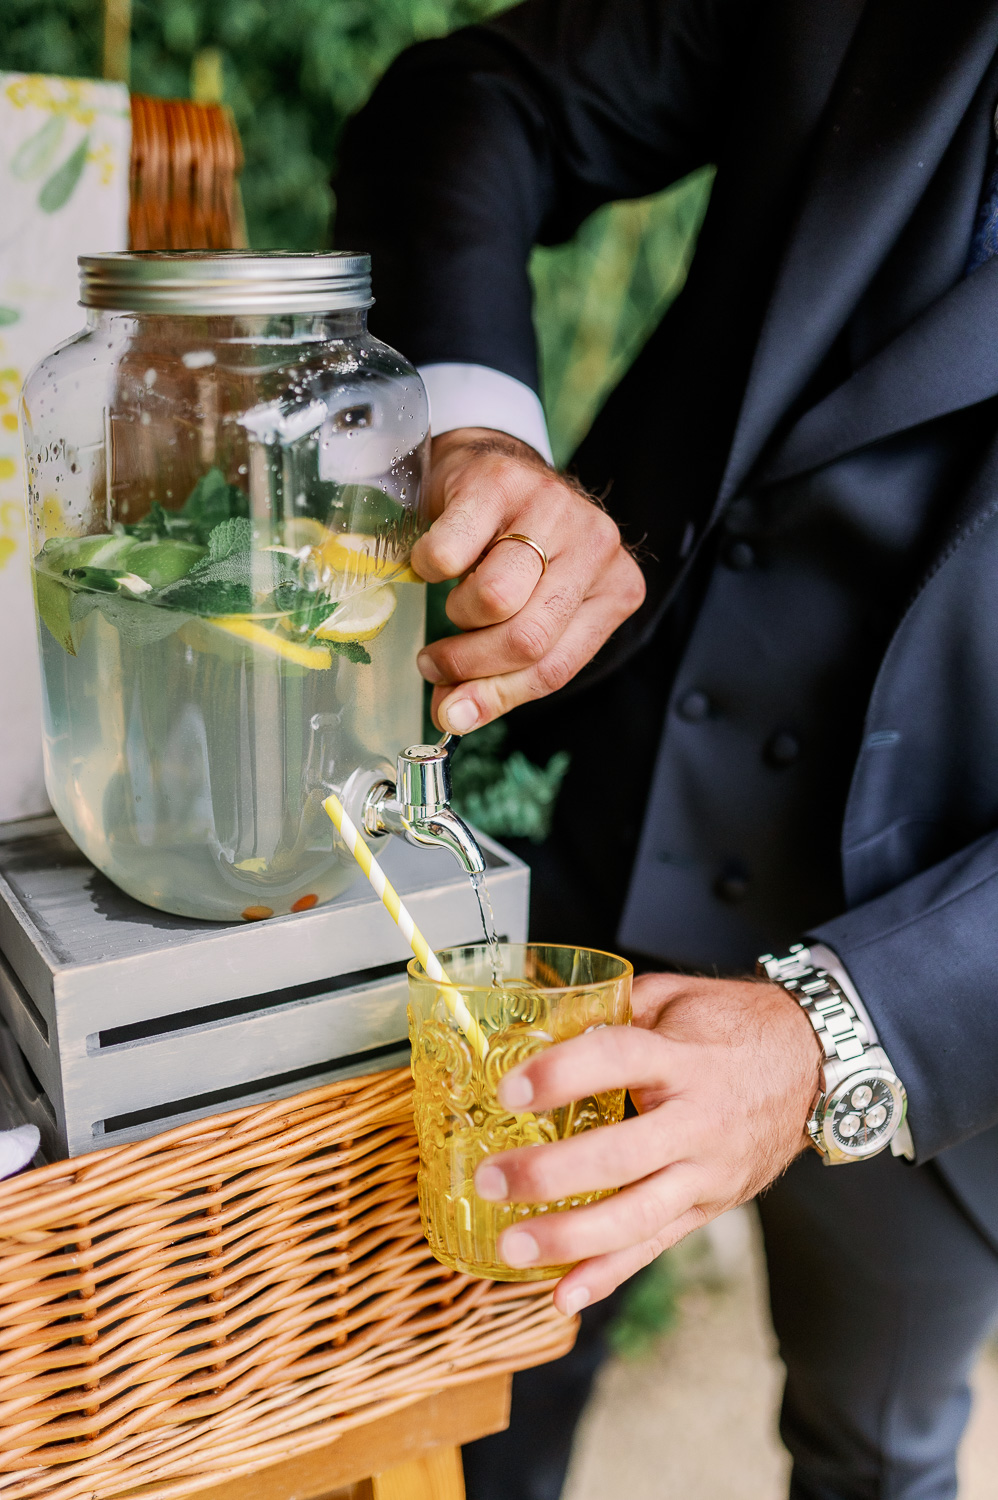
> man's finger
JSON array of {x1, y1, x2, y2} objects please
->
[
  {"x1": 492, "y1": 1023, "x2": 677, "y2": 1114},
  {"x1": 552, "y1": 1214, "x2": 709, "y2": 1316},
  {"x1": 441, "y1": 496, "x2": 620, "y2": 631},
  {"x1": 474, "y1": 1104, "x2": 699, "y2": 1203},
  {"x1": 432, "y1": 553, "x2": 645, "y2": 732},
  {"x1": 420, "y1": 567, "x2": 586, "y2": 685},
  {"x1": 412, "y1": 454, "x2": 563, "y2": 582},
  {"x1": 495, "y1": 1161, "x2": 703, "y2": 1269},
  {"x1": 444, "y1": 536, "x2": 548, "y2": 630}
]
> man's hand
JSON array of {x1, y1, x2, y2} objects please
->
[
  {"x1": 473, "y1": 971, "x2": 823, "y2": 1316},
  {"x1": 412, "y1": 428, "x2": 646, "y2": 734}
]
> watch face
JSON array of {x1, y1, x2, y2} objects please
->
[{"x1": 821, "y1": 1070, "x2": 905, "y2": 1160}]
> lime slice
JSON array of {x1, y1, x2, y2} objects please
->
[
  {"x1": 38, "y1": 533, "x2": 132, "y2": 574},
  {"x1": 320, "y1": 532, "x2": 420, "y2": 583},
  {"x1": 316, "y1": 585, "x2": 397, "y2": 642},
  {"x1": 199, "y1": 616, "x2": 333, "y2": 668},
  {"x1": 37, "y1": 533, "x2": 207, "y2": 590},
  {"x1": 127, "y1": 539, "x2": 206, "y2": 587},
  {"x1": 33, "y1": 569, "x2": 76, "y2": 655}
]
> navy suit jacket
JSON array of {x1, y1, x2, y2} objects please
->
[{"x1": 337, "y1": 0, "x2": 998, "y2": 1239}]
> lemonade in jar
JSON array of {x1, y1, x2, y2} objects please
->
[{"x1": 22, "y1": 252, "x2": 429, "y2": 921}]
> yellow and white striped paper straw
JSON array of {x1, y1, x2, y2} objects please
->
[{"x1": 323, "y1": 793, "x2": 489, "y2": 1060}]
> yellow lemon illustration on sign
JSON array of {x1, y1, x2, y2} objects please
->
[{"x1": 316, "y1": 584, "x2": 397, "y2": 642}]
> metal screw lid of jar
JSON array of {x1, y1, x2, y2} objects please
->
[{"x1": 78, "y1": 249, "x2": 373, "y2": 314}]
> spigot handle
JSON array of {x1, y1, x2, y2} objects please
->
[{"x1": 397, "y1": 741, "x2": 452, "y2": 814}]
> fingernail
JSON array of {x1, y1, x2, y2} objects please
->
[
  {"x1": 416, "y1": 651, "x2": 443, "y2": 684},
  {"x1": 498, "y1": 1073, "x2": 534, "y2": 1110},
  {"x1": 501, "y1": 1229, "x2": 539, "y2": 1268},
  {"x1": 475, "y1": 1163, "x2": 508, "y2": 1201},
  {"x1": 442, "y1": 697, "x2": 479, "y2": 733},
  {"x1": 561, "y1": 1286, "x2": 590, "y2": 1317}
]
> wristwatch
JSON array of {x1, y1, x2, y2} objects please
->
[{"x1": 757, "y1": 943, "x2": 913, "y2": 1165}]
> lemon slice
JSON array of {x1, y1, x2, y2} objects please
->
[
  {"x1": 316, "y1": 585, "x2": 397, "y2": 642},
  {"x1": 280, "y1": 517, "x2": 331, "y2": 552},
  {"x1": 320, "y1": 532, "x2": 421, "y2": 583},
  {"x1": 205, "y1": 616, "x2": 333, "y2": 668}
]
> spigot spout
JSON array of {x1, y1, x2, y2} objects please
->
[
  {"x1": 402, "y1": 805, "x2": 487, "y2": 876},
  {"x1": 361, "y1": 738, "x2": 487, "y2": 877}
]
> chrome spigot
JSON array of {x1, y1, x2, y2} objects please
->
[{"x1": 361, "y1": 735, "x2": 487, "y2": 877}]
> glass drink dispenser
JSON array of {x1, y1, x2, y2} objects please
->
[{"x1": 21, "y1": 252, "x2": 431, "y2": 921}]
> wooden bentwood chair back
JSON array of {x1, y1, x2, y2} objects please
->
[{"x1": 128, "y1": 93, "x2": 246, "y2": 251}]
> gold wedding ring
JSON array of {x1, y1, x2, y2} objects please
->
[{"x1": 486, "y1": 532, "x2": 550, "y2": 576}]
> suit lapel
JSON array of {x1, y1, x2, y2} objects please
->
[
  {"x1": 718, "y1": 0, "x2": 998, "y2": 509},
  {"x1": 756, "y1": 255, "x2": 998, "y2": 487}
]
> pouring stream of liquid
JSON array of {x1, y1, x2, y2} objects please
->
[{"x1": 471, "y1": 870, "x2": 504, "y2": 985}]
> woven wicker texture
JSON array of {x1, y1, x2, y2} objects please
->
[
  {"x1": 129, "y1": 94, "x2": 246, "y2": 251},
  {"x1": 0, "y1": 1070, "x2": 573, "y2": 1500}
]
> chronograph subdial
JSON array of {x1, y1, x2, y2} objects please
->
[{"x1": 822, "y1": 1071, "x2": 905, "y2": 1159}]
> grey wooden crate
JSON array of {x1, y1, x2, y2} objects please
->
[{"x1": 0, "y1": 815, "x2": 529, "y2": 1160}]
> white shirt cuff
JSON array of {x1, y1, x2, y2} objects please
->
[
  {"x1": 808, "y1": 943, "x2": 879, "y2": 1043},
  {"x1": 418, "y1": 362, "x2": 554, "y2": 465}
]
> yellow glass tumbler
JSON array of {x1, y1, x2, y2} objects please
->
[{"x1": 408, "y1": 943, "x2": 633, "y2": 1281}]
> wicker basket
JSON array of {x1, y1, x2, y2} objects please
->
[
  {"x1": 129, "y1": 93, "x2": 246, "y2": 252},
  {"x1": 0, "y1": 1069, "x2": 574, "y2": 1500}
]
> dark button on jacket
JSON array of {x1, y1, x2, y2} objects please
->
[
  {"x1": 676, "y1": 688, "x2": 712, "y2": 722},
  {"x1": 765, "y1": 731, "x2": 801, "y2": 767}
]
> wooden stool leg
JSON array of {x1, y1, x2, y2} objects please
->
[{"x1": 370, "y1": 1445, "x2": 465, "y2": 1500}]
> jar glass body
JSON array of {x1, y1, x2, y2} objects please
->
[{"x1": 22, "y1": 306, "x2": 429, "y2": 921}]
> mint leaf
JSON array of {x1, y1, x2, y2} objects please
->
[
  {"x1": 330, "y1": 639, "x2": 371, "y2": 665},
  {"x1": 184, "y1": 547, "x2": 297, "y2": 592},
  {"x1": 124, "y1": 471, "x2": 250, "y2": 547},
  {"x1": 123, "y1": 470, "x2": 249, "y2": 547},
  {"x1": 161, "y1": 578, "x2": 253, "y2": 616},
  {"x1": 125, "y1": 501, "x2": 185, "y2": 541},
  {"x1": 87, "y1": 595, "x2": 191, "y2": 647},
  {"x1": 207, "y1": 516, "x2": 254, "y2": 561},
  {"x1": 274, "y1": 584, "x2": 333, "y2": 635},
  {"x1": 161, "y1": 523, "x2": 297, "y2": 616},
  {"x1": 182, "y1": 468, "x2": 249, "y2": 532},
  {"x1": 123, "y1": 503, "x2": 161, "y2": 541}
]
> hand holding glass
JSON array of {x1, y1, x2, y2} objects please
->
[{"x1": 408, "y1": 943, "x2": 632, "y2": 1280}]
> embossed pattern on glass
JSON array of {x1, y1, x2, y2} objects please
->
[{"x1": 408, "y1": 943, "x2": 632, "y2": 1281}]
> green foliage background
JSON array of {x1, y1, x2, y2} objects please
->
[{"x1": 0, "y1": 0, "x2": 709, "y2": 461}]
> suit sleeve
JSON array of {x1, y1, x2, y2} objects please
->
[
  {"x1": 811, "y1": 831, "x2": 998, "y2": 1163},
  {"x1": 333, "y1": 0, "x2": 756, "y2": 391}
]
